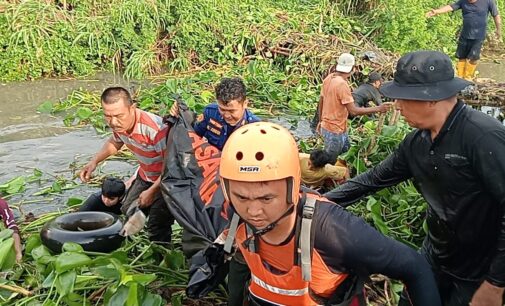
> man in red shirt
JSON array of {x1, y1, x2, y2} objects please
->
[{"x1": 80, "y1": 87, "x2": 173, "y2": 243}]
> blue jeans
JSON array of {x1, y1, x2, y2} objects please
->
[{"x1": 321, "y1": 128, "x2": 350, "y2": 164}]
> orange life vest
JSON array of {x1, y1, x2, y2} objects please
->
[{"x1": 234, "y1": 194, "x2": 349, "y2": 305}]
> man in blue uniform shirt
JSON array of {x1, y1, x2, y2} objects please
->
[
  {"x1": 170, "y1": 77, "x2": 259, "y2": 305},
  {"x1": 171, "y1": 77, "x2": 260, "y2": 150}
]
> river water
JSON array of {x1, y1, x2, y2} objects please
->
[
  {"x1": 0, "y1": 73, "x2": 141, "y2": 216},
  {"x1": 1, "y1": 58, "x2": 503, "y2": 217},
  {"x1": 0, "y1": 72, "x2": 314, "y2": 217}
]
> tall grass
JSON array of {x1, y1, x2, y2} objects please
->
[{"x1": 1, "y1": 0, "x2": 503, "y2": 81}]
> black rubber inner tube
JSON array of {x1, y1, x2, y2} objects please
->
[{"x1": 41, "y1": 211, "x2": 125, "y2": 254}]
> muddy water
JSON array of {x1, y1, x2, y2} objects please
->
[
  {"x1": 0, "y1": 72, "x2": 313, "y2": 218},
  {"x1": 4, "y1": 60, "x2": 500, "y2": 217},
  {"x1": 0, "y1": 73, "x2": 140, "y2": 215},
  {"x1": 478, "y1": 59, "x2": 505, "y2": 82}
]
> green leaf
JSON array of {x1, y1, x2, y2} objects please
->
[
  {"x1": 381, "y1": 125, "x2": 398, "y2": 137},
  {"x1": 25, "y1": 235, "x2": 42, "y2": 254},
  {"x1": 31, "y1": 245, "x2": 54, "y2": 265},
  {"x1": 62, "y1": 242, "x2": 84, "y2": 253},
  {"x1": 107, "y1": 285, "x2": 129, "y2": 306},
  {"x1": 63, "y1": 292, "x2": 89, "y2": 306},
  {"x1": 55, "y1": 252, "x2": 91, "y2": 274},
  {"x1": 37, "y1": 101, "x2": 54, "y2": 113},
  {"x1": 43, "y1": 300, "x2": 57, "y2": 306},
  {"x1": 0, "y1": 176, "x2": 26, "y2": 194},
  {"x1": 66, "y1": 197, "x2": 83, "y2": 207},
  {"x1": 200, "y1": 90, "x2": 213, "y2": 103},
  {"x1": 121, "y1": 273, "x2": 156, "y2": 286},
  {"x1": 27, "y1": 168, "x2": 43, "y2": 182},
  {"x1": 142, "y1": 293, "x2": 162, "y2": 306},
  {"x1": 365, "y1": 197, "x2": 378, "y2": 211},
  {"x1": 76, "y1": 107, "x2": 93, "y2": 120},
  {"x1": 42, "y1": 271, "x2": 56, "y2": 288},
  {"x1": 75, "y1": 275, "x2": 100, "y2": 285},
  {"x1": 0, "y1": 238, "x2": 15, "y2": 271},
  {"x1": 422, "y1": 219, "x2": 429, "y2": 235},
  {"x1": 51, "y1": 181, "x2": 62, "y2": 193},
  {"x1": 392, "y1": 282, "x2": 404, "y2": 293},
  {"x1": 126, "y1": 283, "x2": 139, "y2": 306},
  {"x1": 164, "y1": 250, "x2": 185, "y2": 270},
  {"x1": 55, "y1": 270, "x2": 76, "y2": 296},
  {"x1": 372, "y1": 213, "x2": 389, "y2": 235},
  {"x1": 171, "y1": 293, "x2": 183, "y2": 306},
  {"x1": 0, "y1": 229, "x2": 13, "y2": 242},
  {"x1": 109, "y1": 250, "x2": 128, "y2": 263},
  {"x1": 92, "y1": 265, "x2": 120, "y2": 280},
  {"x1": 33, "y1": 168, "x2": 43, "y2": 178}
]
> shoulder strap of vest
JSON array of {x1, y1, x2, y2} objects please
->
[
  {"x1": 224, "y1": 212, "x2": 240, "y2": 253},
  {"x1": 300, "y1": 194, "x2": 316, "y2": 282},
  {"x1": 223, "y1": 212, "x2": 259, "y2": 254},
  {"x1": 245, "y1": 224, "x2": 258, "y2": 252}
]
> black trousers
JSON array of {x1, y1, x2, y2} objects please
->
[
  {"x1": 399, "y1": 267, "x2": 482, "y2": 306},
  {"x1": 121, "y1": 175, "x2": 174, "y2": 244},
  {"x1": 228, "y1": 252, "x2": 251, "y2": 306},
  {"x1": 456, "y1": 37, "x2": 484, "y2": 61}
]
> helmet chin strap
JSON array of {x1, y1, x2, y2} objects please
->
[{"x1": 242, "y1": 204, "x2": 295, "y2": 248}]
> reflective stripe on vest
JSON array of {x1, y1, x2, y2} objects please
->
[{"x1": 251, "y1": 274, "x2": 308, "y2": 297}]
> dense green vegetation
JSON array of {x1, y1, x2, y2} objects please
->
[
  {"x1": 2, "y1": 0, "x2": 505, "y2": 304},
  {"x1": 1, "y1": 0, "x2": 503, "y2": 81}
]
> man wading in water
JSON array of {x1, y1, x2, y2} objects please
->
[
  {"x1": 80, "y1": 87, "x2": 174, "y2": 244},
  {"x1": 317, "y1": 53, "x2": 390, "y2": 164}
]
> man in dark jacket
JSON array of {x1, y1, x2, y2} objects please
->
[
  {"x1": 352, "y1": 72, "x2": 383, "y2": 108},
  {"x1": 79, "y1": 177, "x2": 126, "y2": 215},
  {"x1": 324, "y1": 50, "x2": 505, "y2": 306}
]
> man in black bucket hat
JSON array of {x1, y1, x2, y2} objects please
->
[{"x1": 324, "y1": 50, "x2": 505, "y2": 306}]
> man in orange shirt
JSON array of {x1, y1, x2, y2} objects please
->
[{"x1": 317, "y1": 53, "x2": 390, "y2": 163}]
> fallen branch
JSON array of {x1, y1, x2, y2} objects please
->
[{"x1": 0, "y1": 284, "x2": 33, "y2": 296}]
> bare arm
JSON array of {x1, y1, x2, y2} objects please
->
[
  {"x1": 345, "y1": 102, "x2": 389, "y2": 117},
  {"x1": 13, "y1": 232, "x2": 22, "y2": 262},
  {"x1": 138, "y1": 175, "x2": 162, "y2": 208},
  {"x1": 494, "y1": 15, "x2": 502, "y2": 39},
  {"x1": 426, "y1": 5, "x2": 454, "y2": 18},
  {"x1": 79, "y1": 138, "x2": 123, "y2": 182}
]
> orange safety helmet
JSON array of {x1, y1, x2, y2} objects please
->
[{"x1": 220, "y1": 122, "x2": 301, "y2": 205}]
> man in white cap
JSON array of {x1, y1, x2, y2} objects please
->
[{"x1": 316, "y1": 53, "x2": 390, "y2": 163}]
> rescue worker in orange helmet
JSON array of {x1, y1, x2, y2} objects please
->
[{"x1": 219, "y1": 122, "x2": 441, "y2": 306}]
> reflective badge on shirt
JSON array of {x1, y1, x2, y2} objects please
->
[
  {"x1": 209, "y1": 118, "x2": 223, "y2": 129},
  {"x1": 208, "y1": 126, "x2": 221, "y2": 136},
  {"x1": 196, "y1": 113, "x2": 204, "y2": 123}
]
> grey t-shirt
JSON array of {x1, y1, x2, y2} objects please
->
[
  {"x1": 351, "y1": 83, "x2": 382, "y2": 108},
  {"x1": 451, "y1": 0, "x2": 499, "y2": 40}
]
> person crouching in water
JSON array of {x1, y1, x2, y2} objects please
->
[
  {"x1": 79, "y1": 177, "x2": 126, "y2": 215},
  {"x1": 299, "y1": 149, "x2": 349, "y2": 190}
]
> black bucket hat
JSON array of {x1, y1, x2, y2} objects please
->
[{"x1": 380, "y1": 51, "x2": 472, "y2": 101}]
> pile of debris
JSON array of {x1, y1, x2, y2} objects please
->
[{"x1": 460, "y1": 79, "x2": 505, "y2": 108}]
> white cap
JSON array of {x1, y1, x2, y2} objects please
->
[{"x1": 336, "y1": 53, "x2": 355, "y2": 73}]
